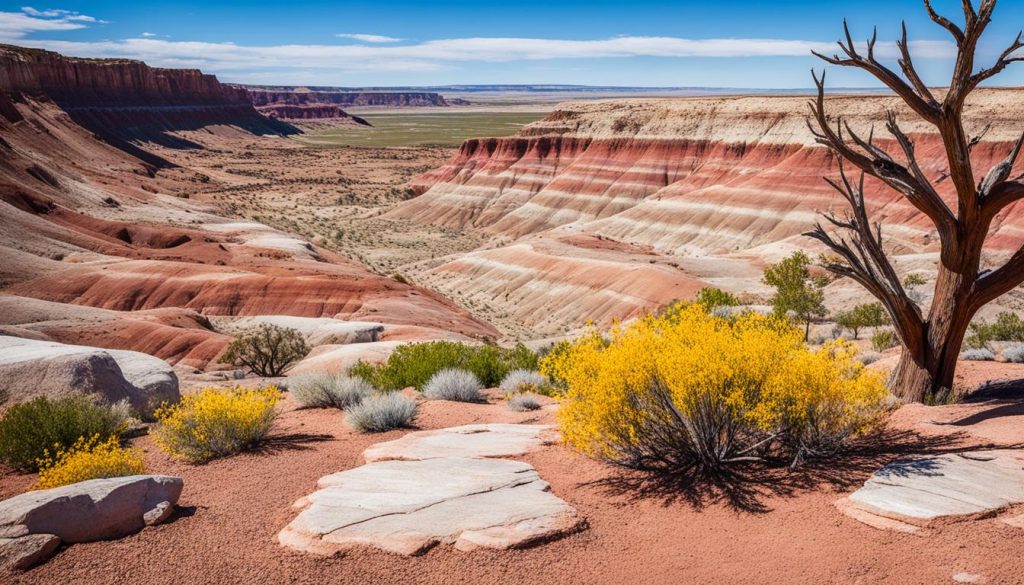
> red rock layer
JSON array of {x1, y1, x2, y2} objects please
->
[{"x1": 0, "y1": 43, "x2": 296, "y2": 156}]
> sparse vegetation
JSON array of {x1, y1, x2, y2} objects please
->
[
  {"x1": 508, "y1": 393, "x2": 542, "y2": 412},
  {"x1": 834, "y1": 302, "x2": 890, "y2": 340},
  {"x1": 763, "y1": 251, "x2": 828, "y2": 340},
  {"x1": 153, "y1": 386, "x2": 281, "y2": 463},
  {"x1": 543, "y1": 303, "x2": 888, "y2": 472},
  {"x1": 965, "y1": 312, "x2": 1024, "y2": 349},
  {"x1": 0, "y1": 396, "x2": 128, "y2": 472},
  {"x1": 220, "y1": 324, "x2": 311, "y2": 377},
  {"x1": 693, "y1": 287, "x2": 741, "y2": 310},
  {"x1": 422, "y1": 368, "x2": 485, "y2": 402},
  {"x1": 349, "y1": 341, "x2": 538, "y2": 391},
  {"x1": 345, "y1": 393, "x2": 418, "y2": 432},
  {"x1": 290, "y1": 373, "x2": 373, "y2": 409},
  {"x1": 960, "y1": 348, "x2": 995, "y2": 362},
  {"x1": 1003, "y1": 346, "x2": 1024, "y2": 363},
  {"x1": 871, "y1": 329, "x2": 898, "y2": 352},
  {"x1": 35, "y1": 434, "x2": 145, "y2": 490},
  {"x1": 498, "y1": 369, "x2": 549, "y2": 395}
]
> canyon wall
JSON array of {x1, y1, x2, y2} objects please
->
[
  {"x1": 245, "y1": 89, "x2": 452, "y2": 108},
  {"x1": 392, "y1": 91, "x2": 1024, "y2": 335},
  {"x1": 0, "y1": 45, "x2": 497, "y2": 366},
  {"x1": 0, "y1": 43, "x2": 296, "y2": 151}
]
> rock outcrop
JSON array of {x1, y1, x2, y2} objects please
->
[
  {"x1": 254, "y1": 103, "x2": 370, "y2": 125},
  {"x1": 0, "y1": 335, "x2": 180, "y2": 416},
  {"x1": 363, "y1": 424, "x2": 555, "y2": 462},
  {"x1": 836, "y1": 450, "x2": 1024, "y2": 534},
  {"x1": 0, "y1": 475, "x2": 183, "y2": 570},
  {"x1": 279, "y1": 457, "x2": 582, "y2": 556}
]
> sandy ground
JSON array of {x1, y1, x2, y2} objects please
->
[{"x1": 4, "y1": 364, "x2": 1024, "y2": 585}]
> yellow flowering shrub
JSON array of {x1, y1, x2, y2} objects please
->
[
  {"x1": 153, "y1": 386, "x2": 281, "y2": 463},
  {"x1": 35, "y1": 435, "x2": 145, "y2": 489},
  {"x1": 541, "y1": 303, "x2": 888, "y2": 471}
]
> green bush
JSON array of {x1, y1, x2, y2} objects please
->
[
  {"x1": 0, "y1": 396, "x2": 128, "y2": 472},
  {"x1": 349, "y1": 341, "x2": 538, "y2": 391},
  {"x1": 965, "y1": 312, "x2": 1024, "y2": 349},
  {"x1": 871, "y1": 329, "x2": 898, "y2": 352}
]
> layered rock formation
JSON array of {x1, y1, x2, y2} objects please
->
[
  {"x1": 0, "y1": 45, "x2": 497, "y2": 368},
  {"x1": 0, "y1": 44, "x2": 296, "y2": 160},
  {"x1": 391, "y1": 92, "x2": 1024, "y2": 335}
]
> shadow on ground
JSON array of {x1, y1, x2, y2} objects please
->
[
  {"x1": 253, "y1": 432, "x2": 335, "y2": 455},
  {"x1": 581, "y1": 425, "x2": 1023, "y2": 514}
]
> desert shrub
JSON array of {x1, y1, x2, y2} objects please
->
[
  {"x1": 871, "y1": 329, "x2": 898, "y2": 352},
  {"x1": 1003, "y1": 346, "x2": 1024, "y2": 363},
  {"x1": 290, "y1": 373, "x2": 372, "y2": 409},
  {"x1": 499, "y1": 369, "x2": 550, "y2": 395},
  {"x1": 35, "y1": 434, "x2": 145, "y2": 489},
  {"x1": 965, "y1": 312, "x2": 1024, "y2": 349},
  {"x1": 960, "y1": 348, "x2": 995, "y2": 361},
  {"x1": 834, "y1": 302, "x2": 890, "y2": 340},
  {"x1": 508, "y1": 393, "x2": 542, "y2": 412},
  {"x1": 542, "y1": 303, "x2": 888, "y2": 472},
  {"x1": 0, "y1": 396, "x2": 128, "y2": 472},
  {"x1": 219, "y1": 324, "x2": 310, "y2": 377},
  {"x1": 422, "y1": 368, "x2": 484, "y2": 402},
  {"x1": 350, "y1": 341, "x2": 538, "y2": 391},
  {"x1": 693, "y1": 287, "x2": 741, "y2": 310},
  {"x1": 153, "y1": 386, "x2": 281, "y2": 463},
  {"x1": 345, "y1": 393, "x2": 418, "y2": 432},
  {"x1": 858, "y1": 351, "x2": 883, "y2": 365}
]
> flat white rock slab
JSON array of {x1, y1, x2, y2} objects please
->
[
  {"x1": 363, "y1": 424, "x2": 554, "y2": 462},
  {"x1": 279, "y1": 457, "x2": 583, "y2": 556},
  {"x1": 839, "y1": 450, "x2": 1024, "y2": 531}
]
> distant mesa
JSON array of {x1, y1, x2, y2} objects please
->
[{"x1": 0, "y1": 43, "x2": 298, "y2": 165}]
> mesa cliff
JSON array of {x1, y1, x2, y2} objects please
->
[
  {"x1": 390, "y1": 92, "x2": 1024, "y2": 335},
  {"x1": 0, "y1": 44, "x2": 297, "y2": 160},
  {"x1": 245, "y1": 89, "x2": 454, "y2": 108}
]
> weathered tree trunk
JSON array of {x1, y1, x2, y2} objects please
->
[{"x1": 890, "y1": 265, "x2": 977, "y2": 402}]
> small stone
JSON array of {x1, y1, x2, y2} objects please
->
[{"x1": 0, "y1": 534, "x2": 61, "y2": 571}]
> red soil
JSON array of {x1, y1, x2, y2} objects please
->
[{"x1": 4, "y1": 379, "x2": 1024, "y2": 585}]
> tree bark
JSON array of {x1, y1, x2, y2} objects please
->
[{"x1": 890, "y1": 265, "x2": 977, "y2": 402}]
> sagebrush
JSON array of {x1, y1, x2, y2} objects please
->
[
  {"x1": 422, "y1": 368, "x2": 484, "y2": 402},
  {"x1": 0, "y1": 396, "x2": 128, "y2": 471},
  {"x1": 508, "y1": 393, "x2": 542, "y2": 412},
  {"x1": 153, "y1": 386, "x2": 280, "y2": 463},
  {"x1": 499, "y1": 369, "x2": 549, "y2": 395},
  {"x1": 346, "y1": 393, "x2": 418, "y2": 432},
  {"x1": 542, "y1": 303, "x2": 888, "y2": 472},
  {"x1": 35, "y1": 434, "x2": 145, "y2": 489},
  {"x1": 290, "y1": 373, "x2": 372, "y2": 409}
]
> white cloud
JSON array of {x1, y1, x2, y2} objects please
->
[
  {"x1": 336, "y1": 33, "x2": 403, "y2": 43},
  {"x1": 0, "y1": 7, "x2": 105, "y2": 40},
  {"x1": 11, "y1": 35, "x2": 958, "y2": 73},
  {"x1": 140, "y1": 32, "x2": 156, "y2": 37}
]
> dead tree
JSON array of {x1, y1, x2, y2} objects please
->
[{"x1": 805, "y1": 0, "x2": 1024, "y2": 403}]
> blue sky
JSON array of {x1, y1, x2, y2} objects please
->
[{"x1": 2, "y1": 1, "x2": 1023, "y2": 87}]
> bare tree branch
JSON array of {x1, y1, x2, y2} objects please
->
[{"x1": 810, "y1": 21, "x2": 940, "y2": 122}]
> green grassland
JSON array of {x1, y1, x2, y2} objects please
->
[{"x1": 294, "y1": 111, "x2": 547, "y2": 147}]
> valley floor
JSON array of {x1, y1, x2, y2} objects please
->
[{"x1": 4, "y1": 362, "x2": 1024, "y2": 585}]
